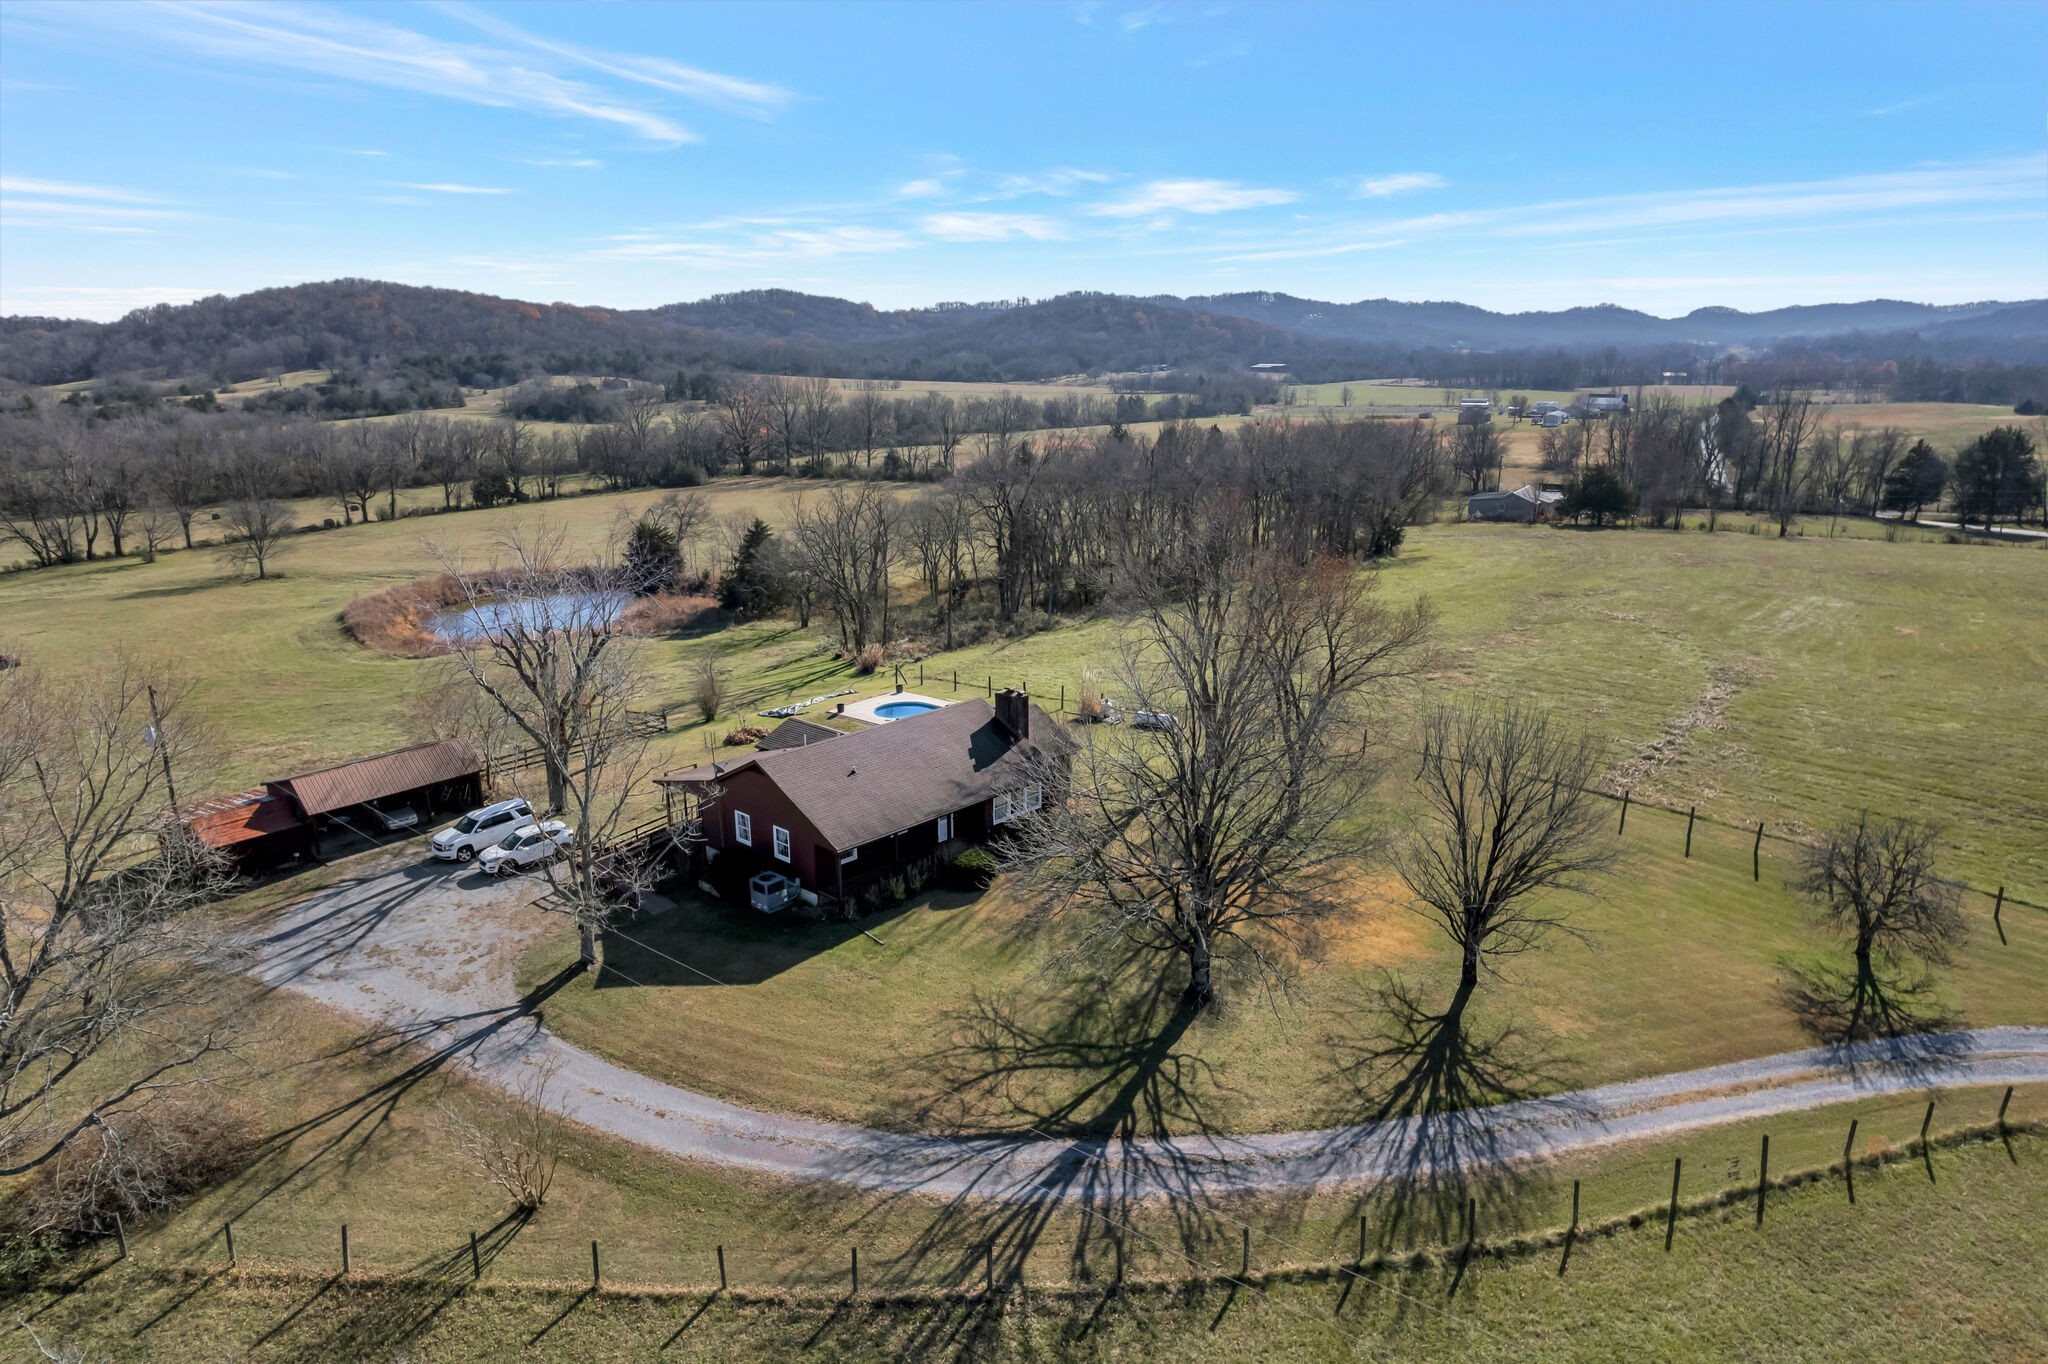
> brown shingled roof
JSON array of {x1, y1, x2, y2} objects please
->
[
  {"x1": 268, "y1": 738, "x2": 481, "y2": 817},
  {"x1": 183, "y1": 790, "x2": 308, "y2": 849},
  {"x1": 756, "y1": 717, "x2": 844, "y2": 752},
  {"x1": 738, "y1": 697, "x2": 1068, "y2": 851}
]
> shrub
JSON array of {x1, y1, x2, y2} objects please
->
[
  {"x1": 4, "y1": 1095, "x2": 257, "y2": 1241},
  {"x1": 723, "y1": 725, "x2": 771, "y2": 746},
  {"x1": 1075, "y1": 688, "x2": 1105, "y2": 722},
  {"x1": 949, "y1": 846, "x2": 999, "y2": 892},
  {"x1": 885, "y1": 876, "x2": 907, "y2": 904},
  {"x1": 692, "y1": 656, "x2": 729, "y2": 722},
  {"x1": 905, "y1": 864, "x2": 927, "y2": 896},
  {"x1": 861, "y1": 885, "x2": 886, "y2": 913},
  {"x1": 853, "y1": 643, "x2": 885, "y2": 675}
]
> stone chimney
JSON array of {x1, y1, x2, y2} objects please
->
[{"x1": 993, "y1": 687, "x2": 1030, "y2": 740}]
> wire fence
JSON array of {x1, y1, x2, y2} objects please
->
[{"x1": 69, "y1": 1106, "x2": 2044, "y2": 1308}]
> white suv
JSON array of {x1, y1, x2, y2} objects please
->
[
  {"x1": 479, "y1": 821, "x2": 574, "y2": 877},
  {"x1": 430, "y1": 798, "x2": 534, "y2": 862}
]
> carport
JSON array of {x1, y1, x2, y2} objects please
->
[
  {"x1": 178, "y1": 789, "x2": 312, "y2": 870},
  {"x1": 266, "y1": 738, "x2": 483, "y2": 854}
]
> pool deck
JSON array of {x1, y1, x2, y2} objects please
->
[{"x1": 837, "y1": 691, "x2": 953, "y2": 725}]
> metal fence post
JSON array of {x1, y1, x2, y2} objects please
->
[
  {"x1": 717, "y1": 1245, "x2": 727, "y2": 1291},
  {"x1": 1753, "y1": 823, "x2": 1764, "y2": 880},
  {"x1": 1684, "y1": 806, "x2": 1696, "y2": 858},
  {"x1": 1756, "y1": 1135, "x2": 1770, "y2": 1226},
  {"x1": 1664, "y1": 1159, "x2": 1681, "y2": 1252},
  {"x1": 591, "y1": 1240, "x2": 601, "y2": 1288},
  {"x1": 851, "y1": 1245, "x2": 859, "y2": 1295},
  {"x1": 225, "y1": 1221, "x2": 236, "y2": 1268},
  {"x1": 1618, "y1": 789, "x2": 1630, "y2": 834}
]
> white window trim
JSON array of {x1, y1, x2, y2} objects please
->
[
  {"x1": 991, "y1": 792, "x2": 1012, "y2": 825},
  {"x1": 936, "y1": 814, "x2": 953, "y2": 841},
  {"x1": 772, "y1": 824, "x2": 792, "y2": 863},
  {"x1": 734, "y1": 810, "x2": 752, "y2": 846},
  {"x1": 992, "y1": 785, "x2": 1042, "y2": 827},
  {"x1": 839, "y1": 846, "x2": 859, "y2": 865},
  {"x1": 1021, "y1": 782, "x2": 1044, "y2": 814}
]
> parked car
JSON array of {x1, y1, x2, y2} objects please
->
[
  {"x1": 430, "y1": 798, "x2": 534, "y2": 862},
  {"x1": 479, "y1": 820, "x2": 574, "y2": 877},
  {"x1": 1132, "y1": 709, "x2": 1180, "y2": 731},
  {"x1": 363, "y1": 801, "x2": 419, "y2": 832}
]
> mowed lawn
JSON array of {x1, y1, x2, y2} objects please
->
[
  {"x1": 1, "y1": 494, "x2": 2042, "y2": 883},
  {"x1": 519, "y1": 789, "x2": 2048, "y2": 1136}
]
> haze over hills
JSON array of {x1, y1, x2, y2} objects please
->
[{"x1": 3, "y1": 280, "x2": 2045, "y2": 391}]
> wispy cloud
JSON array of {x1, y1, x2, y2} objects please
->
[
  {"x1": 1089, "y1": 178, "x2": 1297, "y2": 217},
  {"x1": 37, "y1": 1, "x2": 791, "y2": 147},
  {"x1": 0, "y1": 175, "x2": 160, "y2": 202},
  {"x1": 1863, "y1": 93, "x2": 1942, "y2": 117},
  {"x1": 921, "y1": 212, "x2": 1065, "y2": 242},
  {"x1": 401, "y1": 182, "x2": 515, "y2": 195},
  {"x1": 1354, "y1": 171, "x2": 1446, "y2": 199},
  {"x1": 585, "y1": 224, "x2": 912, "y2": 266},
  {"x1": 897, "y1": 177, "x2": 948, "y2": 199},
  {"x1": 438, "y1": 1, "x2": 794, "y2": 119},
  {"x1": 524, "y1": 157, "x2": 602, "y2": 169}
]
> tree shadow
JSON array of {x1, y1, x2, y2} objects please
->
[
  {"x1": 771, "y1": 964, "x2": 1253, "y2": 1360},
  {"x1": 1778, "y1": 957, "x2": 1961, "y2": 1049},
  {"x1": 1313, "y1": 974, "x2": 1578, "y2": 1262}
]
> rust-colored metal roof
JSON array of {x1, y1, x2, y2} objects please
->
[
  {"x1": 268, "y1": 738, "x2": 481, "y2": 817},
  {"x1": 183, "y1": 790, "x2": 308, "y2": 849}
]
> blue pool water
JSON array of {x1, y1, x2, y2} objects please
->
[{"x1": 875, "y1": 700, "x2": 940, "y2": 720}]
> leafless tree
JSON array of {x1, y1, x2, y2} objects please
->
[
  {"x1": 218, "y1": 496, "x2": 294, "y2": 580},
  {"x1": 717, "y1": 379, "x2": 769, "y2": 476},
  {"x1": 1758, "y1": 393, "x2": 1818, "y2": 536},
  {"x1": 690, "y1": 654, "x2": 728, "y2": 723},
  {"x1": 0, "y1": 658, "x2": 239, "y2": 1180},
  {"x1": 646, "y1": 489, "x2": 710, "y2": 578},
  {"x1": 785, "y1": 484, "x2": 899, "y2": 651},
  {"x1": 1810, "y1": 426, "x2": 1860, "y2": 537},
  {"x1": 435, "y1": 524, "x2": 671, "y2": 968},
  {"x1": 436, "y1": 1056, "x2": 565, "y2": 1211},
  {"x1": 1793, "y1": 815, "x2": 1964, "y2": 977},
  {"x1": 1450, "y1": 422, "x2": 1505, "y2": 494},
  {"x1": 1002, "y1": 546, "x2": 1434, "y2": 1011},
  {"x1": 1399, "y1": 701, "x2": 1616, "y2": 1000}
]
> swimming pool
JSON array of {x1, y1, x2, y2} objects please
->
[{"x1": 874, "y1": 700, "x2": 941, "y2": 720}]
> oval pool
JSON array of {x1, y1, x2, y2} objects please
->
[{"x1": 874, "y1": 700, "x2": 941, "y2": 720}]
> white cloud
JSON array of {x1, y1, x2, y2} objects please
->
[
  {"x1": 401, "y1": 182, "x2": 515, "y2": 195},
  {"x1": 0, "y1": 283, "x2": 215, "y2": 319},
  {"x1": 921, "y1": 212, "x2": 1065, "y2": 242},
  {"x1": 897, "y1": 178, "x2": 948, "y2": 198},
  {"x1": 0, "y1": 175, "x2": 160, "y2": 202},
  {"x1": 1355, "y1": 171, "x2": 1446, "y2": 199},
  {"x1": 35, "y1": 0, "x2": 795, "y2": 147},
  {"x1": 989, "y1": 167, "x2": 1113, "y2": 199},
  {"x1": 585, "y1": 225, "x2": 912, "y2": 266},
  {"x1": 524, "y1": 157, "x2": 602, "y2": 169},
  {"x1": 1089, "y1": 178, "x2": 1298, "y2": 217}
]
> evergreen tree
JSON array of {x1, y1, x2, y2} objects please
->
[{"x1": 719, "y1": 517, "x2": 782, "y2": 616}]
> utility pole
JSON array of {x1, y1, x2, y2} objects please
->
[{"x1": 146, "y1": 684, "x2": 179, "y2": 810}]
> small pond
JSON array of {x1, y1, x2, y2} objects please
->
[{"x1": 429, "y1": 590, "x2": 630, "y2": 642}]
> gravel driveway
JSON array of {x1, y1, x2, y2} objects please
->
[{"x1": 245, "y1": 858, "x2": 2048, "y2": 1202}]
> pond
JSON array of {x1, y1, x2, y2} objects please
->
[{"x1": 428, "y1": 590, "x2": 630, "y2": 642}]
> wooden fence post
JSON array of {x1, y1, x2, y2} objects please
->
[
  {"x1": 952, "y1": 670, "x2": 958, "y2": 692},
  {"x1": 1618, "y1": 789, "x2": 1630, "y2": 834},
  {"x1": 1753, "y1": 823, "x2": 1764, "y2": 880},
  {"x1": 471, "y1": 1231, "x2": 481, "y2": 1280},
  {"x1": 225, "y1": 1221, "x2": 236, "y2": 1268},
  {"x1": 1844, "y1": 1118, "x2": 1859, "y2": 1204},
  {"x1": 986, "y1": 676, "x2": 992, "y2": 697},
  {"x1": 1241, "y1": 1227, "x2": 1250, "y2": 1278},
  {"x1": 1998, "y1": 1085, "x2": 2014, "y2": 1130},
  {"x1": 1465, "y1": 1197, "x2": 1477, "y2": 1245},
  {"x1": 1059, "y1": 683, "x2": 1066, "y2": 713},
  {"x1": 1756, "y1": 1135, "x2": 1770, "y2": 1226},
  {"x1": 1684, "y1": 806, "x2": 1696, "y2": 858},
  {"x1": 591, "y1": 1240, "x2": 601, "y2": 1288},
  {"x1": 851, "y1": 1245, "x2": 859, "y2": 1295},
  {"x1": 341, "y1": 1223, "x2": 350, "y2": 1275},
  {"x1": 717, "y1": 1245, "x2": 727, "y2": 1291},
  {"x1": 1664, "y1": 1159, "x2": 1681, "y2": 1252},
  {"x1": 1920, "y1": 1100, "x2": 1935, "y2": 1148},
  {"x1": 1993, "y1": 886, "x2": 2006, "y2": 945},
  {"x1": 113, "y1": 1213, "x2": 128, "y2": 1260},
  {"x1": 1114, "y1": 1233, "x2": 1124, "y2": 1287},
  {"x1": 1358, "y1": 1214, "x2": 1367, "y2": 1264}
]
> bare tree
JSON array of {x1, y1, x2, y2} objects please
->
[
  {"x1": 436, "y1": 524, "x2": 672, "y2": 968},
  {"x1": 1793, "y1": 815, "x2": 1964, "y2": 978},
  {"x1": 218, "y1": 497, "x2": 294, "y2": 580},
  {"x1": 1758, "y1": 393, "x2": 1818, "y2": 536},
  {"x1": 1003, "y1": 547, "x2": 1434, "y2": 1010},
  {"x1": 717, "y1": 380, "x2": 769, "y2": 476},
  {"x1": 785, "y1": 484, "x2": 899, "y2": 652},
  {"x1": 436, "y1": 1056, "x2": 565, "y2": 1211},
  {"x1": 690, "y1": 654, "x2": 728, "y2": 723},
  {"x1": 0, "y1": 659, "x2": 239, "y2": 1179},
  {"x1": 1400, "y1": 701, "x2": 1616, "y2": 1000},
  {"x1": 1450, "y1": 422, "x2": 1505, "y2": 494}
]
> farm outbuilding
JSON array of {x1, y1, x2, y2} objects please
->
[
  {"x1": 1467, "y1": 484, "x2": 1564, "y2": 523},
  {"x1": 179, "y1": 789, "x2": 312, "y2": 870},
  {"x1": 265, "y1": 738, "x2": 483, "y2": 853}
]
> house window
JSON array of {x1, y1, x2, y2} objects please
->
[
  {"x1": 839, "y1": 846, "x2": 858, "y2": 865},
  {"x1": 772, "y1": 825, "x2": 792, "y2": 863},
  {"x1": 734, "y1": 810, "x2": 752, "y2": 846},
  {"x1": 992, "y1": 785, "x2": 1042, "y2": 826},
  {"x1": 936, "y1": 814, "x2": 953, "y2": 841}
]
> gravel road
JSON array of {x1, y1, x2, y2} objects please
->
[{"x1": 245, "y1": 858, "x2": 2048, "y2": 1202}]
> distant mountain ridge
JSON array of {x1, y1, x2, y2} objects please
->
[{"x1": 3, "y1": 279, "x2": 2043, "y2": 389}]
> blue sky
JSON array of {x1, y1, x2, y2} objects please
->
[{"x1": 2, "y1": 0, "x2": 2043, "y2": 321}]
